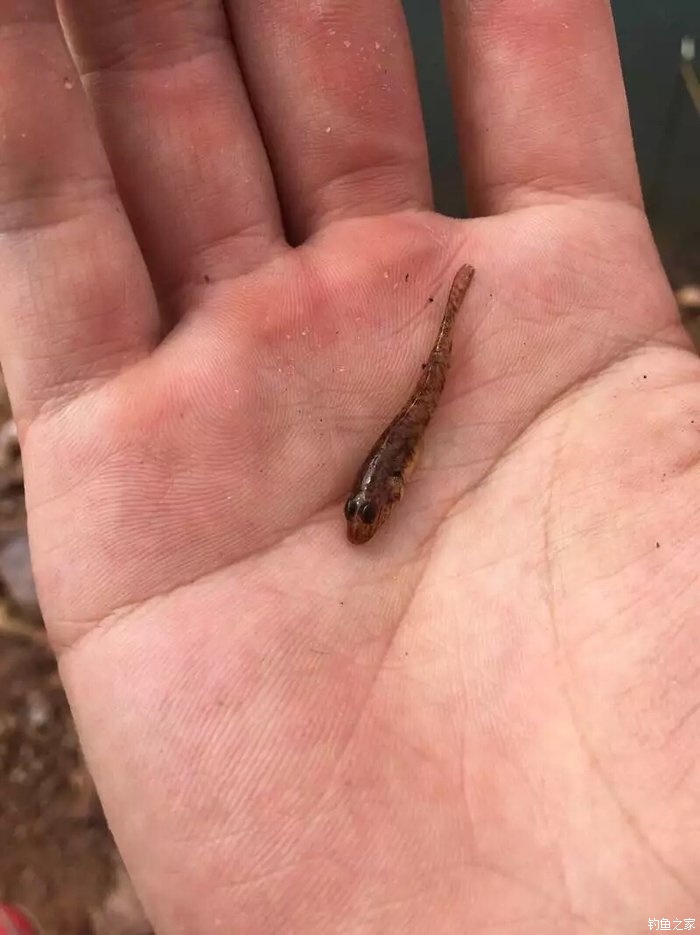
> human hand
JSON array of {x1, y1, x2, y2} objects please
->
[{"x1": 1, "y1": 1, "x2": 697, "y2": 931}]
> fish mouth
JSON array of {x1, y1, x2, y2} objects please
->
[
  {"x1": 346, "y1": 518, "x2": 379, "y2": 545},
  {"x1": 346, "y1": 500, "x2": 395, "y2": 544}
]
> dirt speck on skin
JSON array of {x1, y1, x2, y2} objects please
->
[{"x1": 0, "y1": 372, "x2": 151, "y2": 935}]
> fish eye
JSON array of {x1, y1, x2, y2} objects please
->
[
  {"x1": 344, "y1": 497, "x2": 358, "y2": 520},
  {"x1": 360, "y1": 502, "x2": 377, "y2": 524}
]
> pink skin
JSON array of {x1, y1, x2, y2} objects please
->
[{"x1": 0, "y1": 1, "x2": 698, "y2": 933}]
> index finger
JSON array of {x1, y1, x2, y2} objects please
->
[{"x1": 442, "y1": 0, "x2": 643, "y2": 215}]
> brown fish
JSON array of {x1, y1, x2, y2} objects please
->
[{"x1": 345, "y1": 264, "x2": 475, "y2": 544}]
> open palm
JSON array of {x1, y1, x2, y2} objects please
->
[{"x1": 2, "y1": 1, "x2": 698, "y2": 932}]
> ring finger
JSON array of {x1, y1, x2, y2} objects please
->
[{"x1": 58, "y1": 0, "x2": 286, "y2": 313}]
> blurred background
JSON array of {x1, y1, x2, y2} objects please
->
[{"x1": 1, "y1": 3, "x2": 699, "y2": 933}]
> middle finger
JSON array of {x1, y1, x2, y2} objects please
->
[{"x1": 226, "y1": 0, "x2": 433, "y2": 242}]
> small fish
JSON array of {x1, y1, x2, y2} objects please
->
[{"x1": 345, "y1": 264, "x2": 475, "y2": 544}]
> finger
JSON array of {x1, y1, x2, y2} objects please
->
[
  {"x1": 58, "y1": 0, "x2": 285, "y2": 311},
  {"x1": 226, "y1": 0, "x2": 433, "y2": 242},
  {"x1": 0, "y1": 1, "x2": 158, "y2": 424},
  {"x1": 442, "y1": 0, "x2": 642, "y2": 215}
]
